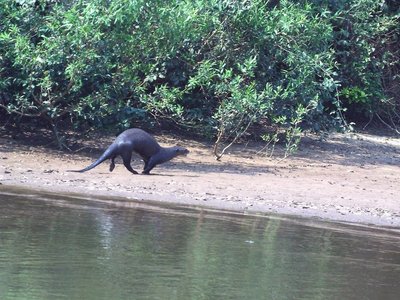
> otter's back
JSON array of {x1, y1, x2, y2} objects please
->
[{"x1": 115, "y1": 128, "x2": 161, "y2": 157}]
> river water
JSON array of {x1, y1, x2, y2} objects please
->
[{"x1": 0, "y1": 187, "x2": 399, "y2": 300}]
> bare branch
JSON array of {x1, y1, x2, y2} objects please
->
[{"x1": 0, "y1": 104, "x2": 42, "y2": 118}]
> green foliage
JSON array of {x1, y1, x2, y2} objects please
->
[{"x1": 0, "y1": 0, "x2": 399, "y2": 152}]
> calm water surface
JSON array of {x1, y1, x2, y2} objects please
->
[{"x1": 0, "y1": 187, "x2": 399, "y2": 300}]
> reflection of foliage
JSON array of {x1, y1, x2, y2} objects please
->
[
  {"x1": 0, "y1": 0, "x2": 399, "y2": 151},
  {"x1": 4, "y1": 192, "x2": 398, "y2": 299}
]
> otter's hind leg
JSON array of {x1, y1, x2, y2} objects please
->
[
  {"x1": 109, "y1": 156, "x2": 116, "y2": 172},
  {"x1": 122, "y1": 152, "x2": 138, "y2": 174}
]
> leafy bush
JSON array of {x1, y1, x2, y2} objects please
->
[{"x1": 0, "y1": 0, "x2": 399, "y2": 152}]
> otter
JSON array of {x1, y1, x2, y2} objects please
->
[{"x1": 70, "y1": 128, "x2": 189, "y2": 174}]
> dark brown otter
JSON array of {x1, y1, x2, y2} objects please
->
[{"x1": 70, "y1": 128, "x2": 189, "y2": 174}]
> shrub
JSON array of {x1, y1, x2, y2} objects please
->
[{"x1": 0, "y1": 0, "x2": 398, "y2": 153}]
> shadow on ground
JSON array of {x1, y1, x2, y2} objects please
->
[{"x1": 1, "y1": 125, "x2": 399, "y2": 175}]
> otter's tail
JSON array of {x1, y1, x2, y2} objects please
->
[{"x1": 68, "y1": 144, "x2": 116, "y2": 173}]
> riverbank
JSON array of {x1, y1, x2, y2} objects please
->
[{"x1": 0, "y1": 128, "x2": 399, "y2": 228}]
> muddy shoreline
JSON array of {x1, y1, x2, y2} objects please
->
[{"x1": 1, "y1": 130, "x2": 399, "y2": 229}]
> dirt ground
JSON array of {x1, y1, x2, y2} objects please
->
[{"x1": 0, "y1": 127, "x2": 399, "y2": 229}]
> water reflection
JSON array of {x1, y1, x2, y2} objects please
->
[{"x1": 0, "y1": 187, "x2": 399, "y2": 300}]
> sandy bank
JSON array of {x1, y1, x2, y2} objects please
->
[{"x1": 1, "y1": 129, "x2": 399, "y2": 228}]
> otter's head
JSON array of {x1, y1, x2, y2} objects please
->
[{"x1": 172, "y1": 146, "x2": 189, "y2": 157}]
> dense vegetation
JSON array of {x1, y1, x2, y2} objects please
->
[{"x1": 1, "y1": 0, "x2": 399, "y2": 155}]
